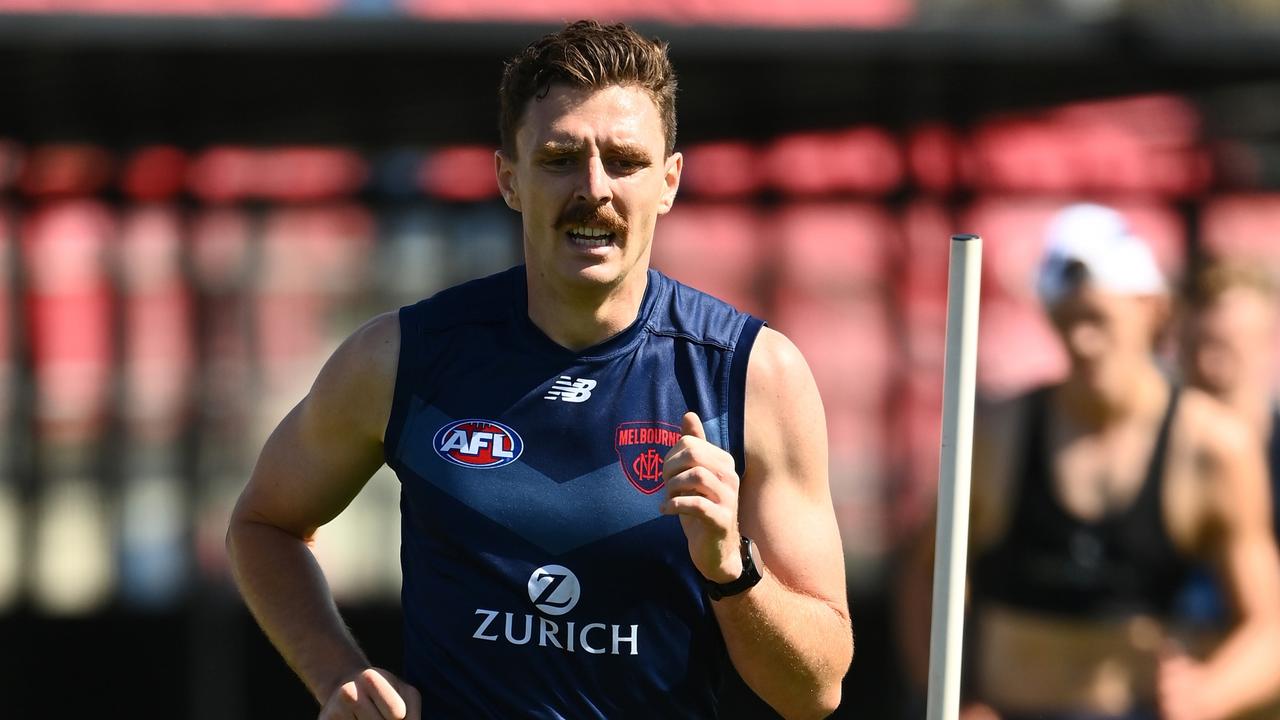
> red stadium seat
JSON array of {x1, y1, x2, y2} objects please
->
[
  {"x1": 1200, "y1": 194, "x2": 1280, "y2": 268},
  {"x1": 770, "y1": 201, "x2": 896, "y2": 293},
  {"x1": 771, "y1": 291, "x2": 894, "y2": 409},
  {"x1": 651, "y1": 203, "x2": 766, "y2": 315},
  {"x1": 18, "y1": 144, "x2": 114, "y2": 198},
  {"x1": 762, "y1": 127, "x2": 903, "y2": 197},
  {"x1": 118, "y1": 206, "x2": 193, "y2": 440},
  {"x1": 188, "y1": 146, "x2": 366, "y2": 203},
  {"x1": 22, "y1": 200, "x2": 117, "y2": 442},
  {"x1": 256, "y1": 205, "x2": 375, "y2": 390},
  {"x1": 906, "y1": 124, "x2": 963, "y2": 194},
  {"x1": 121, "y1": 146, "x2": 188, "y2": 202},
  {"x1": 419, "y1": 146, "x2": 501, "y2": 202},
  {"x1": 0, "y1": 205, "x2": 11, "y2": 377},
  {"x1": 678, "y1": 141, "x2": 763, "y2": 199}
]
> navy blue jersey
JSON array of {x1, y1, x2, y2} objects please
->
[{"x1": 383, "y1": 266, "x2": 764, "y2": 718}]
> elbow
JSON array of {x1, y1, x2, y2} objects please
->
[
  {"x1": 781, "y1": 655, "x2": 850, "y2": 720},
  {"x1": 812, "y1": 684, "x2": 843, "y2": 720},
  {"x1": 780, "y1": 685, "x2": 842, "y2": 720}
]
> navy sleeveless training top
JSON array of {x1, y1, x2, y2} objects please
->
[
  {"x1": 383, "y1": 266, "x2": 764, "y2": 718},
  {"x1": 973, "y1": 385, "x2": 1193, "y2": 618}
]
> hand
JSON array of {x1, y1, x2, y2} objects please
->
[
  {"x1": 318, "y1": 667, "x2": 421, "y2": 720},
  {"x1": 661, "y1": 411, "x2": 744, "y2": 584},
  {"x1": 1157, "y1": 645, "x2": 1224, "y2": 720}
]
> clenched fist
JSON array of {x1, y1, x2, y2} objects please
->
[{"x1": 661, "y1": 411, "x2": 744, "y2": 584}]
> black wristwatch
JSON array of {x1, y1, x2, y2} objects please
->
[{"x1": 704, "y1": 536, "x2": 764, "y2": 601}]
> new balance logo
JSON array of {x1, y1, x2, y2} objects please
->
[{"x1": 543, "y1": 376, "x2": 597, "y2": 403}]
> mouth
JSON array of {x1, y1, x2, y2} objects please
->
[{"x1": 564, "y1": 225, "x2": 617, "y2": 250}]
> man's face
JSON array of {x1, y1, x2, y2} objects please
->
[
  {"x1": 1184, "y1": 287, "x2": 1277, "y2": 398},
  {"x1": 496, "y1": 84, "x2": 681, "y2": 292},
  {"x1": 1048, "y1": 285, "x2": 1166, "y2": 394}
]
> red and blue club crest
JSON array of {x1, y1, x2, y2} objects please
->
[
  {"x1": 614, "y1": 421, "x2": 682, "y2": 494},
  {"x1": 434, "y1": 418, "x2": 524, "y2": 469}
]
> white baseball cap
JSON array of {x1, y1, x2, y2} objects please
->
[{"x1": 1036, "y1": 203, "x2": 1166, "y2": 306}]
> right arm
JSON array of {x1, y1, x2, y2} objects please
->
[{"x1": 225, "y1": 312, "x2": 420, "y2": 719}]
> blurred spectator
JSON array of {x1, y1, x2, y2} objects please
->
[
  {"x1": 1173, "y1": 262, "x2": 1280, "y2": 647},
  {"x1": 896, "y1": 204, "x2": 1280, "y2": 720}
]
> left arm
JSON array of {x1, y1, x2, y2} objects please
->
[
  {"x1": 662, "y1": 327, "x2": 853, "y2": 719},
  {"x1": 1160, "y1": 404, "x2": 1280, "y2": 720}
]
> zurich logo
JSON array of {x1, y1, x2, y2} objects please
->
[
  {"x1": 527, "y1": 565, "x2": 580, "y2": 616},
  {"x1": 433, "y1": 419, "x2": 524, "y2": 469}
]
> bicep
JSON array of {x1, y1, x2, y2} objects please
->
[
  {"x1": 232, "y1": 313, "x2": 399, "y2": 540},
  {"x1": 1208, "y1": 423, "x2": 1280, "y2": 622},
  {"x1": 740, "y1": 328, "x2": 848, "y2": 609}
]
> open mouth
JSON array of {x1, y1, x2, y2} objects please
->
[{"x1": 565, "y1": 225, "x2": 616, "y2": 249}]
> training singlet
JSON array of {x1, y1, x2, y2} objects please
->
[
  {"x1": 382, "y1": 266, "x2": 764, "y2": 718},
  {"x1": 973, "y1": 386, "x2": 1192, "y2": 618}
]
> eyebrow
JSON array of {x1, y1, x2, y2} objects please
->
[{"x1": 535, "y1": 140, "x2": 653, "y2": 161}]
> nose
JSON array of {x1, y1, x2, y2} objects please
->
[{"x1": 575, "y1": 156, "x2": 612, "y2": 205}]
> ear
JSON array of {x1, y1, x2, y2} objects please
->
[
  {"x1": 495, "y1": 149, "x2": 521, "y2": 212},
  {"x1": 656, "y1": 151, "x2": 682, "y2": 216}
]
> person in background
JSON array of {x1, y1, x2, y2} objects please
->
[
  {"x1": 1173, "y1": 260, "x2": 1280, "y2": 715},
  {"x1": 897, "y1": 204, "x2": 1280, "y2": 720},
  {"x1": 1181, "y1": 260, "x2": 1280, "y2": 545}
]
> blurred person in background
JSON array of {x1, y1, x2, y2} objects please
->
[
  {"x1": 1173, "y1": 260, "x2": 1280, "y2": 714},
  {"x1": 226, "y1": 19, "x2": 851, "y2": 720},
  {"x1": 1181, "y1": 260, "x2": 1280, "y2": 548},
  {"x1": 897, "y1": 203, "x2": 1280, "y2": 720}
]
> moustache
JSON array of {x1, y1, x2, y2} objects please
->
[{"x1": 556, "y1": 204, "x2": 627, "y2": 234}]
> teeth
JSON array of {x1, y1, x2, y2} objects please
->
[{"x1": 570, "y1": 226, "x2": 611, "y2": 238}]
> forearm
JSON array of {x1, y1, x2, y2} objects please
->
[
  {"x1": 1200, "y1": 617, "x2": 1280, "y2": 718},
  {"x1": 226, "y1": 518, "x2": 370, "y2": 703},
  {"x1": 712, "y1": 569, "x2": 852, "y2": 720}
]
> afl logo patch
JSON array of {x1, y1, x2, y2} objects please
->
[
  {"x1": 615, "y1": 421, "x2": 681, "y2": 494},
  {"x1": 433, "y1": 419, "x2": 524, "y2": 469}
]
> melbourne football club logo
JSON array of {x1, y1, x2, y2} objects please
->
[
  {"x1": 614, "y1": 421, "x2": 682, "y2": 494},
  {"x1": 527, "y1": 565, "x2": 580, "y2": 616},
  {"x1": 433, "y1": 419, "x2": 524, "y2": 469}
]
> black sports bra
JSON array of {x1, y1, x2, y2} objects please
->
[{"x1": 973, "y1": 386, "x2": 1193, "y2": 618}]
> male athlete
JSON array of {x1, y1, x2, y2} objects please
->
[
  {"x1": 898, "y1": 204, "x2": 1280, "y2": 720},
  {"x1": 226, "y1": 20, "x2": 852, "y2": 720}
]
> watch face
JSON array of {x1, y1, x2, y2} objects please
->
[{"x1": 746, "y1": 538, "x2": 762, "y2": 577}]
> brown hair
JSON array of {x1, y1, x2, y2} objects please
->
[
  {"x1": 1183, "y1": 259, "x2": 1279, "y2": 309},
  {"x1": 498, "y1": 20, "x2": 678, "y2": 159}
]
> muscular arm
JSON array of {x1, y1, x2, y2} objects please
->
[
  {"x1": 707, "y1": 328, "x2": 853, "y2": 719},
  {"x1": 1174, "y1": 406, "x2": 1280, "y2": 720},
  {"x1": 225, "y1": 313, "x2": 404, "y2": 706}
]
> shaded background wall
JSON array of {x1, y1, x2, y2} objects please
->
[{"x1": 3, "y1": 1, "x2": 1280, "y2": 717}]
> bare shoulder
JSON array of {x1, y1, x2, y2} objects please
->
[
  {"x1": 308, "y1": 311, "x2": 402, "y2": 443},
  {"x1": 1177, "y1": 387, "x2": 1254, "y2": 453},
  {"x1": 744, "y1": 327, "x2": 824, "y2": 447},
  {"x1": 1172, "y1": 384, "x2": 1274, "y2": 530},
  {"x1": 745, "y1": 326, "x2": 814, "y2": 394},
  {"x1": 743, "y1": 326, "x2": 826, "y2": 491}
]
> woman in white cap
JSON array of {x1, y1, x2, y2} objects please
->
[{"x1": 899, "y1": 204, "x2": 1280, "y2": 720}]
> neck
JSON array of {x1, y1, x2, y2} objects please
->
[
  {"x1": 1057, "y1": 360, "x2": 1167, "y2": 429},
  {"x1": 525, "y1": 268, "x2": 649, "y2": 351}
]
